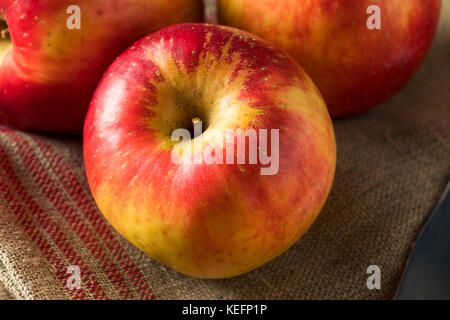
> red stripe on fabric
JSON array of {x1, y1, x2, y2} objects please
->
[
  {"x1": 8, "y1": 131, "x2": 137, "y2": 299},
  {"x1": 1, "y1": 132, "x2": 110, "y2": 300},
  {"x1": 0, "y1": 142, "x2": 87, "y2": 300},
  {"x1": 32, "y1": 136, "x2": 156, "y2": 299}
]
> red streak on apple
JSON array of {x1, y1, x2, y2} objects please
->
[{"x1": 84, "y1": 24, "x2": 336, "y2": 278}]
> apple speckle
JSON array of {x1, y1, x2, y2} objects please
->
[{"x1": 155, "y1": 70, "x2": 161, "y2": 77}]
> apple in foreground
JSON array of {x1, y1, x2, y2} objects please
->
[
  {"x1": 0, "y1": 0, "x2": 204, "y2": 134},
  {"x1": 218, "y1": 0, "x2": 441, "y2": 117},
  {"x1": 84, "y1": 23, "x2": 336, "y2": 278}
]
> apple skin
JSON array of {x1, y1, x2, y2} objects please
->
[
  {"x1": 218, "y1": 0, "x2": 441, "y2": 117},
  {"x1": 84, "y1": 23, "x2": 336, "y2": 278},
  {"x1": 0, "y1": 0, "x2": 204, "y2": 134}
]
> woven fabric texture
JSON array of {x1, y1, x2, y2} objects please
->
[
  {"x1": 0, "y1": 0, "x2": 449, "y2": 300},
  {"x1": 0, "y1": 281, "x2": 13, "y2": 300}
]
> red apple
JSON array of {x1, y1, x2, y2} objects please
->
[
  {"x1": 84, "y1": 23, "x2": 336, "y2": 278},
  {"x1": 218, "y1": 0, "x2": 441, "y2": 117},
  {"x1": 0, "y1": 0, "x2": 204, "y2": 134}
]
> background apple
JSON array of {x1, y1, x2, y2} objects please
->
[
  {"x1": 0, "y1": 0, "x2": 204, "y2": 134},
  {"x1": 84, "y1": 23, "x2": 336, "y2": 278},
  {"x1": 218, "y1": 0, "x2": 441, "y2": 117}
]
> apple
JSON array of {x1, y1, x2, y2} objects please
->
[
  {"x1": 0, "y1": 0, "x2": 204, "y2": 134},
  {"x1": 218, "y1": 0, "x2": 441, "y2": 117},
  {"x1": 83, "y1": 23, "x2": 336, "y2": 278}
]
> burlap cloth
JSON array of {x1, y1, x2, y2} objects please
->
[{"x1": 0, "y1": 1, "x2": 449, "y2": 300}]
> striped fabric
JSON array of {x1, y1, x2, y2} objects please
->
[
  {"x1": 0, "y1": 127, "x2": 155, "y2": 299},
  {"x1": 0, "y1": 0, "x2": 449, "y2": 301}
]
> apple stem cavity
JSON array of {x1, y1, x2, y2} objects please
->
[
  {"x1": 0, "y1": 19, "x2": 8, "y2": 40},
  {"x1": 0, "y1": 28, "x2": 8, "y2": 40}
]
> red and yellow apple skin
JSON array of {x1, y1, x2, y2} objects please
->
[
  {"x1": 218, "y1": 0, "x2": 441, "y2": 117},
  {"x1": 0, "y1": 0, "x2": 203, "y2": 134},
  {"x1": 84, "y1": 24, "x2": 336, "y2": 278}
]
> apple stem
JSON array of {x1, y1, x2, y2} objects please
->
[
  {"x1": 192, "y1": 117, "x2": 202, "y2": 138},
  {"x1": 0, "y1": 28, "x2": 8, "y2": 40}
]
